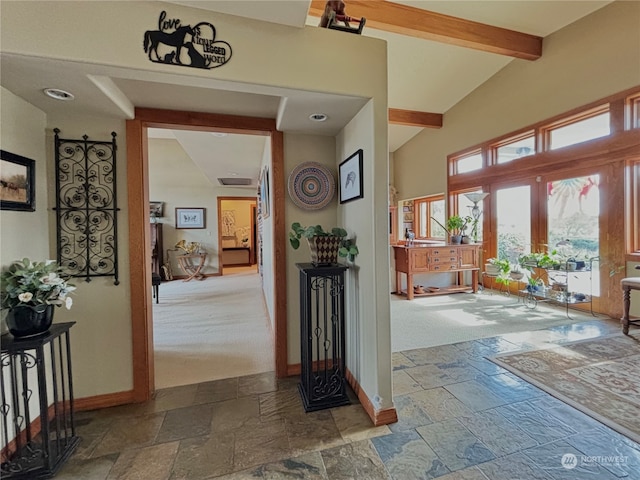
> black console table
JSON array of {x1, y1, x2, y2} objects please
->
[
  {"x1": 1, "y1": 322, "x2": 79, "y2": 479},
  {"x1": 296, "y1": 263, "x2": 350, "y2": 412}
]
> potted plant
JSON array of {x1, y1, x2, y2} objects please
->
[
  {"x1": 1, "y1": 258, "x2": 76, "y2": 338},
  {"x1": 446, "y1": 215, "x2": 466, "y2": 244},
  {"x1": 289, "y1": 223, "x2": 358, "y2": 265},
  {"x1": 509, "y1": 264, "x2": 525, "y2": 281}
]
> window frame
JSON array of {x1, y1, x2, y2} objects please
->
[
  {"x1": 413, "y1": 194, "x2": 446, "y2": 240},
  {"x1": 540, "y1": 104, "x2": 610, "y2": 151}
]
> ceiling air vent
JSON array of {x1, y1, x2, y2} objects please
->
[{"x1": 217, "y1": 177, "x2": 253, "y2": 186}]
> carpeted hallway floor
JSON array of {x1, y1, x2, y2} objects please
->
[{"x1": 152, "y1": 266, "x2": 275, "y2": 389}]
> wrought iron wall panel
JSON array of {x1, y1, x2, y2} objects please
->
[
  {"x1": 54, "y1": 129, "x2": 119, "y2": 284},
  {"x1": 297, "y1": 263, "x2": 350, "y2": 412}
]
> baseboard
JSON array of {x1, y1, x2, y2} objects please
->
[
  {"x1": 345, "y1": 368, "x2": 397, "y2": 427},
  {"x1": 286, "y1": 363, "x2": 397, "y2": 426},
  {"x1": 74, "y1": 389, "x2": 136, "y2": 411}
]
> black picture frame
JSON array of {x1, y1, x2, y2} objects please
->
[
  {"x1": 0, "y1": 150, "x2": 35, "y2": 212},
  {"x1": 175, "y1": 207, "x2": 206, "y2": 229},
  {"x1": 339, "y1": 149, "x2": 363, "y2": 204}
]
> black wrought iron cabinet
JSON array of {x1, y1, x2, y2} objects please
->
[
  {"x1": 297, "y1": 264, "x2": 350, "y2": 412},
  {"x1": 0, "y1": 323, "x2": 79, "y2": 479}
]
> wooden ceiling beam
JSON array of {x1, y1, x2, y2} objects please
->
[
  {"x1": 389, "y1": 108, "x2": 442, "y2": 128},
  {"x1": 309, "y1": 0, "x2": 542, "y2": 60}
]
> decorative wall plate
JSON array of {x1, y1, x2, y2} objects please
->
[{"x1": 288, "y1": 162, "x2": 336, "y2": 210}]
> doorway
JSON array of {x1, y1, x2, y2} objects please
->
[
  {"x1": 218, "y1": 196, "x2": 258, "y2": 273},
  {"x1": 126, "y1": 108, "x2": 287, "y2": 402}
]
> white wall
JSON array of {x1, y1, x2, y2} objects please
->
[
  {"x1": 393, "y1": 1, "x2": 640, "y2": 201},
  {"x1": 285, "y1": 134, "x2": 337, "y2": 361},
  {"x1": 0, "y1": 87, "x2": 50, "y2": 446},
  {"x1": 338, "y1": 100, "x2": 393, "y2": 411},
  {"x1": 259, "y1": 138, "x2": 276, "y2": 327}
]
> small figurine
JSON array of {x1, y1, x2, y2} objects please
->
[{"x1": 319, "y1": 1, "x2": 366, "y2": 34}]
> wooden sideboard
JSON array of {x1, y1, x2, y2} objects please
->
[{"x1": 392, "y1": 243, "x2": 480, "y2": 300}]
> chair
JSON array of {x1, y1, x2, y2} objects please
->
[
  {"x1": 621, "y1": 265, "x2": 640, "y2": 334},
  {"x1": 152, "y1": 272, "x2": 161, "y2": 304}
]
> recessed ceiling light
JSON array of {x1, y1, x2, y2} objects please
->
[
  {"x1": 43, "y1": 88, "x2": 74, "y2": 101},
  {"x1": 309, "y1": 113, "x2": 328, "y2": 122},
  {"x1": 211, "y1": 132, "x2": 228, "y2": 137},
  {"x1": 228, "y1": 172, "x2": 239, "y2": 176}
]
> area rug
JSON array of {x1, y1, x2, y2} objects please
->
[{"x1": 491, "y1": 332, "x2": 640, "y2": 443}]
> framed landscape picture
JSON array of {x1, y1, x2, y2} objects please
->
[{"x1": 0, "y1": 150, "x2": 35, "y2": 212}]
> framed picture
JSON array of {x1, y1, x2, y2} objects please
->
[
  {"x1": 1, "y1": 150, "x2": 35, "y2": 212},
  {"x1": 260, "y1": 166, "x2": 270, "y2": 218},
  {"x1": 149, "y1": 201, "x2": 164, "y2": 218},
  {"x1": 175, "y1": 207, "x2": 206, "y2": 229},
  {"x1": 339, "y1": 149, "x2": 363, "y2": 204}
]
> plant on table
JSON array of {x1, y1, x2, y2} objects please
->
[
  {"x1": 289, "y1": 223, "x2": 358, "y2": 263},
  {"x1": 1, "y1": 258, "x2": 76, "y2": 311}
]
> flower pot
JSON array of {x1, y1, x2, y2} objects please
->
[
  {"x1": 450, "y1": 235, "x2": 462, "y2": 245},
  {"x1": 5, "y1": 304, "x2": 55, "y2": 338},
  {"x1": 461, "y1": 235, "x2": 471, "y2": 244},
  {"x1": 485, "y1": 263, "x2": 500, "y2": 276},
  {"x1": 307, "y1": 236, "x2": 342, "y2": 266},
  {"x1": 509, "y1": 271, "x2": 524, "y2": 281}
]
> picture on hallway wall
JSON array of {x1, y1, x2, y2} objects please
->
[
  {"x1": 339, "y1": 149, "x2": 363, "y2": 204},
  {"x1": 0, "y1": 150, "x2": 35, "y2": 212},
  {"x1": 175, "y1": 207, "x2": 206, "y2": 229},
  {"x1": 260, "y1": 166, "x2": 270, "y2": 219}
]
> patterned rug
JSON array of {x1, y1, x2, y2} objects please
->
[{"x1": 491, "y1": 332, "x2": 640, "y2": 443}]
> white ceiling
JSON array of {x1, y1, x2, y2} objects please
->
[{"x1": 1, "y1": 0, "x2": 611, "y2": 188}]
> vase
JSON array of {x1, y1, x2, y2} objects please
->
[
  {"x1": 307, "y1": 236, "x2": 341, "y2": 266},
  {"x1": 5, "y1": 304, "x2": 55, "y2": 338}
]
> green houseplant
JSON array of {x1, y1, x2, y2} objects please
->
[
  {"x1": 1, "y1": 258, "x2": 76, "y2": 337},
  {"x1": 446, "y1": 215, "x2": 467, "y2": 244},
  {"x1": 289, "y1": 223, "x2": 358, "y2": 265}
]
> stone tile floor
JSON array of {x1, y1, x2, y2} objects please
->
[{"x1": 58, "y1": 318, "x2": 640, "y2": 479}]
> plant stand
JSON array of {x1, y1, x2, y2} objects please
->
[
  {"x1": 296, "y1": 263, "x2": 350, "y2": 412},
  {"x1": 1, "y1": 323, "x2": 79, "y2": 479}
]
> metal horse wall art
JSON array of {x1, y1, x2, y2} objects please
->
[{"x1": 143, "y1": 11, "x2": 232, "y2": 70}]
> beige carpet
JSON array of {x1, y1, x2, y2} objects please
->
[
  {"x1": 491, "y1": 332, "x2": 640, "y2": 443},
  {"x1": 391, "y1": 290, "x2": 607, "y2": 352},
  {"x1": 152, "y1": 267, "x2": 275, "y2": 389}
]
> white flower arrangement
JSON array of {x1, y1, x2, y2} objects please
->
[{"x1": 1, "y1": 258, "x2": 76, "y2": 310}]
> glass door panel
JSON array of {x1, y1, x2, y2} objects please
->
[
  {"x1": 547, "y1": 175, "x2": 600, "y2": 295},
  {"x1": 496, "y1": 185, "x2": 531, "y2": 263}
]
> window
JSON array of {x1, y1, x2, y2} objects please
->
[
  {"x1": 452, "y1": 151, "x2": 483, "y2": 174},
  {"x1": 627, "y1": 93, "x2": 640, "y2": 129},
  {"x1": 547, "y1": 109, "x2": 610, "y2": 150},
  {"x1": 494, "y1": 133, "x2": 535, "y2": 164},
  {"x1": 414, "y1": 195, "x2": 445, "y2": 239},
  {"x1": 629, "y1": 159, "x2": 640, "y2": 254}
]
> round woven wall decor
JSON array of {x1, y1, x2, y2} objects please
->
[{"x1": 288, "y1": 162, "x2": 336, "y2": 210}]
